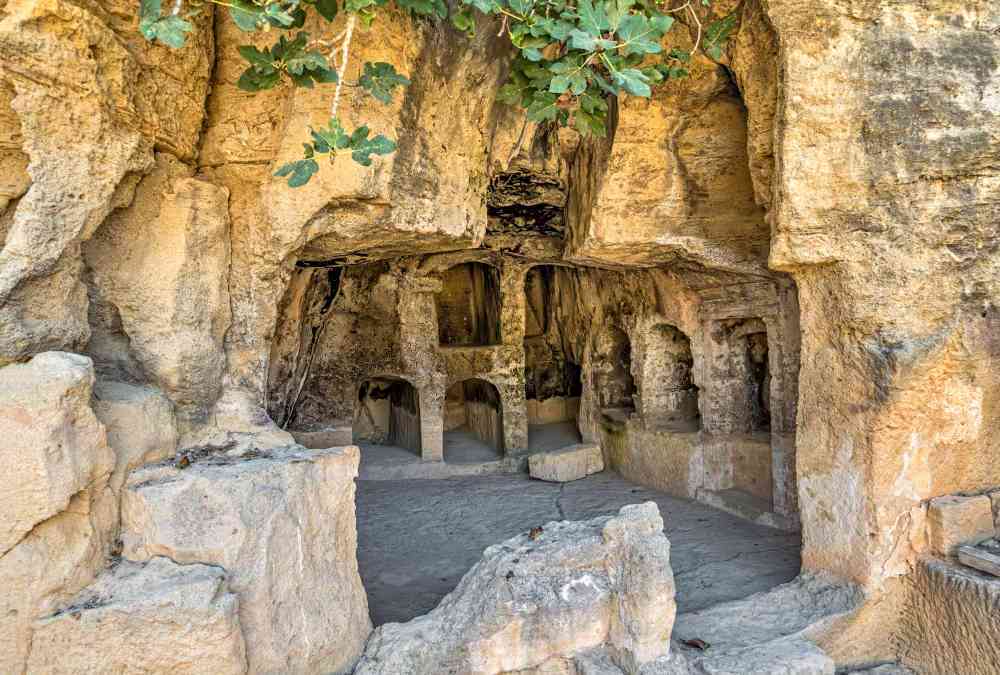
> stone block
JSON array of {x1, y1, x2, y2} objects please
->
[
  {"x1": 0, "y1": 352, "x2": 113, "y2": 554},
  {"x1": 121, "y1": 444, "x2": 370, "y2": 674},
  {"x1": 927, "y1": 495, "x2": 994, "y2": 556},
  {"x1": 26, "y1": 557, "x2": 247, "y2": 674},
  {"x1": 354, "y1": 503, "x2": 675, "y2": 675},
  {"x1": 529, "y1": 443, "x2": 604, "y2": 483}
]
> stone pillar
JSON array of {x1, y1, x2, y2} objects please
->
[
  {"x1": 418, "y1": 383, "x2": 445, "y2": 462},
  {"x1": 499, "y1": 262, "x2": 529, "y2": 453}
]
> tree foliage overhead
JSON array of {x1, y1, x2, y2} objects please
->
[{"x1": 138, "y1": 0, "x2": 737, "y2": 186}]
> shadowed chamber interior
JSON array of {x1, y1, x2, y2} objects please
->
[
  {"x1": 444, "y1": 378, "x2": 504, "y2": 461},
  {"x1": 437, "y1": 262, "x2": 502, "y2": 347},
  {"x1": 524, "y1": 265, "x2": 584, "y2": 431},
  {"x1": 649, "y1": 323, "x2": 700, "y2": 431},
  {"x1": 354, "y1": 377, "x2": 422, "y2": 455}
]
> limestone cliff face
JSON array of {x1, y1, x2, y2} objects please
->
[{"x1": 0, "y1": 0, "x2": 997, "y2": 671}]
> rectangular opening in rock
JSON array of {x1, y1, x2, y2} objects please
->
[
  {"x1": 436, "y1": 262, "x2": 502, "y2": 347},
  {"x1": 354, "y1": 377, "x2": 422, "y2": 457},
  {"x1": 444, "y1": 378, "x2": 504, "y2": 463},
  {"x1": 524, "y1": 265, "x2": 584, "y2": 451}
]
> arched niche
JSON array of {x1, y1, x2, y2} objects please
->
[
  {"x1": 597, "y1": 326, "x2": 636, "y2": 414},
  {"x1": 354, "y1": 376, "x2": 422, "y2": 456},
  {"x1": 646, "y1": 324, "x2": 701, "y2": 430},
  {"x1": 436, "y1": 262, "x2": 502, "y2": 347},
  {"x1": 443, "y1": 378, "x2": 504, "y2": 462}
]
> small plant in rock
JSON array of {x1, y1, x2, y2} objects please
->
[{"x1": 138, "y1": 0, "x2": 737, "y2": 186}]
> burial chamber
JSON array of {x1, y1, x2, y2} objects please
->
[{"x1": 0, "y1": 0, "x2": 999, "y2": 673}]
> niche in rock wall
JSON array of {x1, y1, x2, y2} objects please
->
[
  {"x1": 436, "y1": 262, "x2": 502, "y2": 347},
  {"x1": 523, "y1": 265, "x2": 583, "y2": 427},
  {"x1": 708, "y1": 317, "x2": 772, "y2": 435},
  {"x1": 746, "y1": 331, "x2": 771, "y2": 432},
  {"x1": 703, "y1": 318, "x2": 773, "y2": 507},
  {"x1": 444, "y1": 378, "x2": 504, "y2": 461},
  {"x1": 354, "y1": 377, "x2": 422, "y2": 455},
  {"x1": 598, "y1": 326, "x2": 636, "y2": 415},
  {"x1": 646, "y1": 324, "x2": 701, "y2": 430}
]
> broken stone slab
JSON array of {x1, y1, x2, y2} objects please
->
[
  {"x1": 0, "y1": 351, "x2": 114, "y2": 554},
  {"x1": 26, "y1": 556, "x2": 247, "y2": 674},
  {"x1": 926, "y1": 494, "x2": 995, "y2": 557},
  {"x1": 529, "y1": 443, "x2": 605, "y2": 483},
  {"x1": 92, "y1": 380, "x2": 178, "y2": 493},
  {"x1": 353, "y1": 502, "x2": 675, "y2": 675},
  {"x1": 121, "y1": 444, "x2": 370, "y2": 675}
]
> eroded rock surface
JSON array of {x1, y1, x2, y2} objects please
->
[
  {"x1": 85, "y1": 156, "x2": 232, "y2": 427},
  {"x1": 26, "y1": 557, "x2": 248, "y2": 674},
  {"x1": 92, "y1": 380, "x2": 178, "y2": 493},
  {"x1": 121, "y1": 445, "x2": 370, "y2": 674},
  {"x1": 0, "y1": 352, "x2": 112, "y2": 554},
  {"x1": 354, "y1": 502, "x2": 675, "y2": 675},
  {"x1": 0, "y1": 352, "x2": 117, "y2": 674}
]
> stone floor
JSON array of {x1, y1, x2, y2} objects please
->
[
  {"x1": 443, "y1": 427, "x2": 502, "y2": 463},
  {"x1": 356, "y1": 470, "x2": 802, "y2": 626}
]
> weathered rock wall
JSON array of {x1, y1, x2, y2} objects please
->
[
  {"x1": 0, "y1": 0, "x2": 997, "y2": 671},
  {"x1": 758, "y1": 0, "x2": 1000, "y2": 666}
]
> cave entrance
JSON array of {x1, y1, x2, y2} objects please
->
[
  {"x1": 443, "y1": 378, "x2": 504, "y2": 463},
  {"x1": 598, "y1": 326, "x2": 636, "y2": 423},
  {"x1": 353, "y1": 377, "x2": 422, "y2": 457},
  {"x1": 436, "y1": 262, "x2": 502, "y2": 347},
  {"x1": 523, "y1": 265, "x2": 583, "y2": 451}
]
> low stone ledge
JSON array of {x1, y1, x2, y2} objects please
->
[{"x1": 926, "y1": 494, "x2": 995, "y2": 557}]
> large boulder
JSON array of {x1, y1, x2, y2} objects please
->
[
  {"x1": 354, "y1": 502, "x2": 676, "y2": 675},
  {"x1": 120, "y1": 444, "x2": 370, "y2": 674},
  {"x1": 0, "y1": 351, "x2": 113, "y2": 554},
  {"x1": 26, "y1": 556, "x2": 248, "y2": 674}
]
